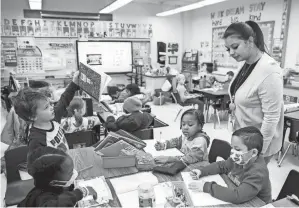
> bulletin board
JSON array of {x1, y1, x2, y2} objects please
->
[
  {"x1": 212, "y1": 21, "x2": 275, "y2": 69},
  {"x1": 77, "y1": 41, "x2": 133, "y2": 73},
  {"x1": 132, "y1": 41, "x2": 151, "y2": 66}
]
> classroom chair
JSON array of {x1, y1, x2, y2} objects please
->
[
  {"x1": 277, "y1": 119, "x2": 299, "y2": 167},
  {"x1": 4, "y1": 145, "x2": 34, "y2": 206},
  {"x1": 208, "y1": 139, "x2": 232, "y2": 163},
  {"x1": 171, "y1": 92, "x2": 195, "y2": 122},
  {"x1": 276, "y1": 169, "x2": 299, "y2": 201},
  {"x1": 65, "y1": 128, "x2": 101, "y2": 149}
]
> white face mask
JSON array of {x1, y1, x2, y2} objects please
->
[
  {"x1": 230, "y1": 149, "x2": 253, "y2": 165},
  {"x1": 49, "y1": 169, "x2": 78, "y2": 187}
]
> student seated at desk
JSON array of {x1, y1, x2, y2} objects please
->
[
  {"x1": 105, "y1": 97, "x2": 154, "y2": 133},
  {"x1": 189, "y1": 126, "x2": 271, "y2": 204},
  {"x1": 18, "y1": 147, "x2": 97, "y2": 207},
  {"x1": 114, "y1": 83, "x2": 150, "y2": 105},
  {"x1": 214, "y1": 71, "x2": 235, "y2": 89},
  {"x1": 176, "y1": 74, "x2": 204, "y2": 112},
  {"x1": 13, "y1": 72, "x2": 80, "y2": 160},
  {"x1": 61, "y1": 97, "x2": 101, "y2": 133},
  {"x1": 154, "y1": 109, "x2": 210, "y2": 164}
]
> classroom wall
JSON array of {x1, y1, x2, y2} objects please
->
[
  {"x1": 182, "y1": 0, "x2": 295, "y2": 72},
  {"x1": 1, "y1": 1, "x2": 184, "y2": 87},
  {"x1": 284, "y1": 0, "x2": 299, "y2": 69}
]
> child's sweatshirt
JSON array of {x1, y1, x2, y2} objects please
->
[
  {"x1": 199, "y1": 156, "x2": 272, "y2": 204},
  {"x1": 18, "y1": 185, "x2": 83, "y2": 207},
  {"x1": 165, "y1": 132, "x2": 210, "y2": 164},
  {"x1": 61, "y1": 116, "x2": 101, "y2": 133},
  {"x1": 27, "y1": 82, "x2": 80, "y2": 155}
]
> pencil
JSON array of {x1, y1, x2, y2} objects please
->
[
  {"x1": 180, "y1": 159, "x2": 192, "y2": 172},
  {"x1": 78, "y1": 165, "x2": 93, "y2": 173}
]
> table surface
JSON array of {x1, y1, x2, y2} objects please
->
[
  {"x1": 69, "y1": 147, "x2": 265, "y2": 207},
  {"x1": 272, "y1": 197, "x2": 299, "y2": 207},
  {"x1": 193, "y1": 88, "x2": 229, "y2": 97},
  {"x1": 285, "y1": 110, "x2": 299, "y2": 120}
]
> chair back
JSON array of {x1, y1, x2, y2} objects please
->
[
  {"x1": 171, "y1": 92, "x2": 184, "y2": 106},
  {"x1": 277, "y1": 169, "x2": 299, "y2": 200},
  {"x1": 5, "y1": 145, "x2": 28, "y2": 183},
  {"x1": 288, "y1": 119, "x2": 299, "y2": 143},
  {"x1": 208, "y1": 139, "x2": 231, "y2": 163},
  {"x1": 4, "y1": 145, "x2": 35, "y2": 206},
  {"x1": 65, "y1": 130, "x2": 98, "y2": 149}
]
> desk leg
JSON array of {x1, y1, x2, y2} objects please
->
[
  {"x1": 204, "y1": 98, "x2": 209, "y2": 123},
  {"x1": 213, "y1": 106, "x2": 217, "y2": 129}
]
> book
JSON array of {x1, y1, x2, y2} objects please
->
[
  {"x1": 78, "y1": 62, "x2": 111, "y2": 101},
  {"x1": 74, "y1": 176, "x2": 113, "y2": 207}
]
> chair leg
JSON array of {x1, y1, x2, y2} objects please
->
[
  {"x1": 216, "y1": 109, "x2": 221, "y2": 127},
  {"x1": 278, "y1": 143, "x2": 292, "y2": 167}
]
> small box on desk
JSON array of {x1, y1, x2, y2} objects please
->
[{"x1": 97, "y1": 141, "x2": 136, "y2": 169}]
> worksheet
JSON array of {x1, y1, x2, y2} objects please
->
[{"x1": 181, "y1": 172, "x2": 230, "y2": 206}]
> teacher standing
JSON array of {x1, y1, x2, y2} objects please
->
[{"x1": 224, "y1": 21, "x2": 284, "y2": 164}]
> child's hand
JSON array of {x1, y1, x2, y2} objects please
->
[
  {"x1": 188, "y1": 181, "x2": 205, "y2": 192},
  {"x1": 86, "y1": 186, "x2": 97, "y2": 200},
  {"x1": 190, "y1": 169, "x2": 201, "y2": 180},
  {"x1": 154, "y1": 156, "x2": 169, "y2": 164},
  {"x1": 154, "y1": 141, "x2": 165, "y2": 151},
  {"x1": 72, "y1": 71, "x2": 80, "y2": 84}
]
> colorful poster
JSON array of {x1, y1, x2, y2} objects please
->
[
  {"x1": 11, "y1": 25, "x2": 20, "y2": 36},
  {"x1": 36, "y1": 39, "x2": 76, "y2": 71},
  {"x1": 2, "y1": 42, "x2": 17, "y2": 66}
]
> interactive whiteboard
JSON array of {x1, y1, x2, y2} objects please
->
[{"x1": 76, "y1": 41, "x2": 133, "y2": 73}]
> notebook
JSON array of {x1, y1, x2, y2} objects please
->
[{"x1": 181, "y1": 172, "x2": 230, "y2": 206}]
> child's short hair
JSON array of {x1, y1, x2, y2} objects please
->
[
  {"x1": 126, "y1": 84, "x2": 140, "y2": 96},
  {"x1": 232, "y1": 126, "x2": 263, "y2": 155},
  {"x1": 227, "y1": 71, "x2": 234, "y2": 77},
  {"x1": 13, "y1": 88, "x2": 48, "y2": 122},
  {"x1": 27, "y1": 147, "x2": 69, "y2": 188},
  {"x1": 177, "y1": 74, "x2": 185, "y2": 82},
  {"x1": 180, "y1": 109, "x2": 205, "y2": 128}
]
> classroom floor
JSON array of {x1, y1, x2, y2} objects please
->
[{"x1": 1, "y1": 102, "x2": 299, "y2": 207}]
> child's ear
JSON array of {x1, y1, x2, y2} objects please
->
[{"x1": 252, "y1": 148, "x2": 258, "y2": 157}]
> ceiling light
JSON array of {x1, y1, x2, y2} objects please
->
[
  {"x1": 29, "y1": 0, "x2": 42, "y2": 10},
  {"x1": 156, "y1": 0, "x2": 228, "y2": 16},
  {"x1": 99, "y1": 0, "x2": 133, "y2": 13}
]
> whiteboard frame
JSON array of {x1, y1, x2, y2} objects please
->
[{"x1": 76, "y1": 40, "x2": 133, "y2": 74}]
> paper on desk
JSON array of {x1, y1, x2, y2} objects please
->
[
  {"x1": 110, "y1": 172, "x2": 159, "y2": 194},
  {"x1": 144, "y1": 140, "x2": 184, "y2": 157},
  {"x1": 75, "y1": 176, "x2": 113, "y2": 205},
  {"x1": 181, "y1": 172, "x2": 230, "y2": 206},
  {"x1": 117, "y1": 182, "x2": 174, "y2": 208},
  {"x1": 260, "y1": 203, "x2": 275, "y2": 208}
]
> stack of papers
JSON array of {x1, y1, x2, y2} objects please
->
[
  {"x1": 144, "y1": 140, "x2": 184, "y2": 157},
  {"x1": 181, "y1": 172, "x2": 230, "y2": 206}
]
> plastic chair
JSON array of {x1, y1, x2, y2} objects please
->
[
  {"x1": 4, "y1": 146, "x2": 34, "y2": 206},
  {"x1": 65, "y1": 129, "x2": 100, "y2": 149},
  {"x1": 208, "y1": 139, "x2": 232, "y2": 163},
  {"x1": 171, "y1": 92, "x2": 195, "y2": 122},
  {"x1": 277, "y1": 119, "x2": 299, "y2": 167},
  {"x1": 276, "y1": 169, "x2": 299, "y2": 201}
]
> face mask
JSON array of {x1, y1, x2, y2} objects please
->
[
  {"x1": 49, "y1": 169, "x2": 78, "y2": 187},
  {"x1": 230, "y1": 149, "x2": 253, "y2": 165}
]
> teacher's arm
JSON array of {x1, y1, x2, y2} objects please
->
[{"x1": 258, "y1": 73, "x2": 283, "y2": 154}]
